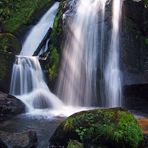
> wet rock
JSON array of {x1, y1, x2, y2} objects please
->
[
  {"x1": 0, "y1": 139, "x2": 7, "y2": 148},
  {"x1": 49, "y1": 108, "x2": 144, "y2": 148},
  {"x1": 13, "y1": 131, "x2": 38, "y2": 148},
  {"x1": 0, "y1": 91, "x2": 25, "y2": 121},
  {"x1": 0, "y1": 131, "x2": 37, "y2": 148}
]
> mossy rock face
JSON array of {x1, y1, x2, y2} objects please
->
[
  {"x1": 49, "y1": 108, "x2": 144, "y2": 148},
  {"x1": 42, "y1": 0, "x2": 67, "y2": 88},
  {"x1": 0, "y1": 33, "x2": 21, "y2": 92}
]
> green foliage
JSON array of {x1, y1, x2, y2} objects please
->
[
  {"x1": 0, "y1": 0, "x2": 53, "y2": 33},
  {"x1": 67, "y1": 140, "x2": 83, "y2": 148}
]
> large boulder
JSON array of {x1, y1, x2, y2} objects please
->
[
  {"x1": 0, "y1": 33, "x2": 21, "y2": 92},
  {"x1": 0, "y1": 91, "x2": 25, "y2": 121},
  {"x1": 49, "y1": 108, "x2": 144, "y2": 148},
  {"x1": 0, "y1": 131, "x2": 37, "y2": 148}
]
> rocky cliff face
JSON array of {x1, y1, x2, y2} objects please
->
[{"x1": 121, "y1": 0, "x2": 148, "y2": 85}]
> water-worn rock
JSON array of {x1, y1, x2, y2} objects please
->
[
  {"x1": 0, "y1": 139, "x2": 7, "y2": 148},
  {"x1": 49, "y1": 108, "x2": 144, "y2": 148},
  {"x1": 0, "y1": 131, "x2": 37, "y2": 148},
  {"x1": 0, "y1": 91, "x2": 25, "y2": 121}
]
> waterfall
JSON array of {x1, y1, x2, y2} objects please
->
[
  {"x1": 104, "y1": 0, "x2": 123, "y2": 107},
  {"x1": 10, "y1": 2, "x2": 64, "y2": 111},
  {"x1": 56, "y1": 0, "x2": 107, "y2": 106}
]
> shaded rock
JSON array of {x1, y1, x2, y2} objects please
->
[
  {"x1": 0, "y1": 139, "x2": 7, "y2": 148},
  {"x1": 13, "y1": 131, "x2": 38, "y2": 148},
  {"x1": 144, "y1": 134, "x2": 148, "y2": 148},
  {"x1": 49, "y1": 108, "x2": 144, "y2": 148},
  {"x1": 123, "y1": 84, "x2": 148, "y2": 114},
  {"x1": 0, "y1": 91, "x2": 25, "y2": 121},
  {"x1": 0, "y1": 131, "x2": 37, "y2": 148},
  {"x1": 124, "y1": 0, "x2": 148, "y2": 37},
  {"x1": 121, "y1": 0, "x2": 148, "y2": 85}
]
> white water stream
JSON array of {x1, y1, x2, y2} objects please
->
[{"x1": 105, "y1": 0, "x2": 123, "y2": 107}]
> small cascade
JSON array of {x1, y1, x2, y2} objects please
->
[
  {"x1": 10, "y1": 2, "x2": 64, "y2": 111},
  {"x1": 10, "y1": 56, "x2": 63, "y2": 111},
  {"x1": 57, "y1": 0, "x2": 107, "y2": 106},
  {"x1": 20, "y1": 2, "x2": 59, "y2": 56},
  {"x1": 104, "y1": 0, "x2": 123, "y2": 107}
]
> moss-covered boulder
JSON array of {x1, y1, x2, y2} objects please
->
[
  {"x1": 0, "y1": 33, "x2": 21, "y2": 92},
  {"x1": 49, "y1": 108, "x2": 144, "y2": 148}
]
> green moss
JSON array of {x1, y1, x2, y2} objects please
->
[
  {"x1": 46, "y1": 0, "x2": 66, "y2": 81},
  {"x1": 50, "y1": 108, "x2": 144, "y2": 148},
  {"x1": 48, "y1": 46, "x2": 60, "y2": 80},
  {"x1": 67, "y1": 140, "x2": 83, "y2": 148},
  {"x1": 145, "y1": 38, "x2": 148, "y2": 46},
  {"x1": 114, "y1": 111, "x2": 143, "y2": 147},
  {"x1": 0, "y1": 0, "x2": 54, "y2": 33}
]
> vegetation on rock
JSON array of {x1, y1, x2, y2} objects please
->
[
  {"x1": 45, "y1": 0, "x2": 66, "y2": 82},
  {"x1": 50, "y1": 108, "x2": 144, "y2": 148},
  {"x1": 0, "y1": 0, "x2": 54, "y2": 33},
  {"x1": 67, "y1": 140, "x2": 83, "y2": 148}
]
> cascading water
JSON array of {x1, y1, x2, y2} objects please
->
[
  {"x1": 57, "y1": 0, "x2": 107, "y2": 106},
  {"x1": 10, "y1": 2, "x2": 64, "y2": 111},
  {"x1": 10, "y1": 56, "x2": 63, "y2": 111},
  {"x1": 104, "y1": 0, "x2": 123, "y2": 107}
]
